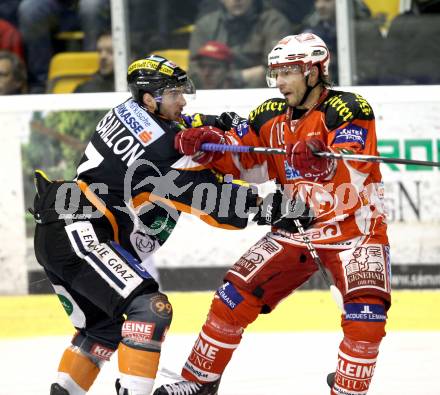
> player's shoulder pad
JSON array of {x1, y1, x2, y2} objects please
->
[
  {"x1": 321, "y1": 90, "x2": 375, "y2": 130},
  {"x1": 248, "y1": 98, "x2": 287, "y2": 136}
]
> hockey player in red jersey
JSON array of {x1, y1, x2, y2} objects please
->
[{"x1": 153, "y1": 33, "x2": 391, "y2": 395}]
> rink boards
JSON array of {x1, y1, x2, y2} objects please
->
[{"x1": 1, "y1": 290, "x2": 440, "y2": 338}]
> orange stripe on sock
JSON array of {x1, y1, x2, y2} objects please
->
[
  {"x1": 58, "y1": 347, "x2": 100, "y2": 391},
  {"x1": 118, "y1": 343, "x2": 160, "y2": 379}
]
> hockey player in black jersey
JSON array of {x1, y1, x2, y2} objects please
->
[{"x1": 32, "y1": 55, "x2": 264, "y2": 395}]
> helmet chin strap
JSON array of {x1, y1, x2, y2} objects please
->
[
  {"x1": 298, "y1": 74, "x2": 320, "y2": 107},
  {"x1": 155, "y1": 101, "x2": 162, "y2": 115}
]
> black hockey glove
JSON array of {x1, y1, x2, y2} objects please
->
[
  {"x1": 253, "y1": 190, "x2": 314, "y2": 233},
  {"x1": 215, "y1": 111, "x2": 250, "y2": 136}
]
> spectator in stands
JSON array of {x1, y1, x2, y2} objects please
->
[
  {"x1": 380, "y1": 0, "x2": 440, "y2": 84},
  {"x1": 128, "y1": 0, "x2": 200, "y2": 58},
  {"x1": 0, "y1": 18, "x2": 24, "y2": 60},
  {"x1": 0, "y1": 0, "x2": 21, "y2": 26},
  {"x1": 269, "y1": 0, "x2": 314, "y2": 27},
  {"x1": 74, "y1": 32, "x2": 114, "y2": 93},
  {"x1": 300, "y1": 0, "x2": 338, "y2": 83},
  {"x1": 195, "y1": 0, "x2": 313, "y2": 25},
  {"x1": 300, "y1": 0, "x2": 379, "y2": 85},
  {"x1": 188, "y1": 0, "x2": 291, "y2": 88},
  {"x1": 191, "y1": 41, "x2": 235, "y2": 89},
  {"x1": 18, "y1": 0, "x2": 110, "y2": 93},
  {"x1": 0, "y1": 50, "x2": 27, "y2": 94}
]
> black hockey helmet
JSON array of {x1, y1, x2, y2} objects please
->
[{"x1": 127, "y1": 54, "x2": 195, "y2": 103}]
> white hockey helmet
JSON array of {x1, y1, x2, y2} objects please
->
[{"x1": 266, "y1": 33, "x2": 330, "y2": 87}]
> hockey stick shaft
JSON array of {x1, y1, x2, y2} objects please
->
[
  {"x1": 293, "y1": 219, "x2": 345, "y2": 314},
  {"x1": 314, "y1": 151, "x2": 440, "y2": 167},
  {"x1": 200, "y1": 143, "x2": 440, "y2": 167},
  {"x1": 201, "y1": 143, "x2": 286, "y2": 155}
]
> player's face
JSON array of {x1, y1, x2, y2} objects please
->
[
  {"x1": 159, "y1": 87, "x2": 187, "y2": 121},
  {"x1": 274, "y1": 65, "x2": 308, "y2": 107}
]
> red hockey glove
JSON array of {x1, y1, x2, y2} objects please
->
[
  {"x1": 286, "y1": 138, "x2": 336, "y2": 182},
  {"x1": 174, "y1": 126, "x2": 225, "y2": 165}
]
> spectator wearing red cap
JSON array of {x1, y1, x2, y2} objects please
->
[
  {"x1": 192, "y1": 40, "x2": 236, "y2": 89},
  {"x1": 0, "y1": 18, "x2": 24, "y2": 60}
]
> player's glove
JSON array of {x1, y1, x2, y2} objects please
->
[
  {"x1": 253, "y1": 190, "x2": 314, "y2": 233},
  {"x1": 180, "y1": 113, "x2": 218, "y2": 128},
  {"x1": 174, "y1": 126, "x2": 226, "y2": 165},
  {"x1": 215, "y1": 111, "x2": 250, "y2": 136},
  {"x1": 286, "y1": 138, "x2": 336, "y2": 182}
]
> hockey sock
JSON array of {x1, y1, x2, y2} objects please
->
[
  {"x1": 182, "y1": 311, "x2": 242, "y2": 383},
  {"x1": 117, "y1": 343, "x2": 159, "y2": 394},
  {"x1": 331, "y1": 337, "x2": 380, "y2": 395},
  {"x1": 332, "y1": 296, "x2": 387, "y2": 395},
  {"x1": 182, "y1": 284, "x2": 261, "y2": 383},
  {"x1": 56, "y1": 346, "x2": 100, "y2": 394}
]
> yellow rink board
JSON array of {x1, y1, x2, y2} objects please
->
[{"x1": 1, "y1": 290, "x2": 439, "y2": 339}]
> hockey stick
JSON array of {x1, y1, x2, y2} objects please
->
[
  {"x1": 293, "y1": 219, "x2": 345, "y2": 314},
  {"x1": 200, "y1": 143, "x2": 440, "y2": 167}
]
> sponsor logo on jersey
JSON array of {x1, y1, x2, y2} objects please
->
[
  {"x1": 355, "y1": 94, "x2": 373, "y2": 117},
  {"x1": 187, "y1": 336, "x2": 219, "y2": 375},
  {"x1": 345, "y1": 303, "x2": 386, "y2": 322},
  {"x1": 249, "y1": 100, "x2": 286, "y2": 122},
  {"x1": 57, "y1": 294, "x2": 73, "y2": 315},
  {"x1": 231, "y1": 236, "x2": 283, "y2": 281},
  {"x1": 114, "y1": 99, "x2": 165, "y2": 147},
  {"x1": 333, "y1": 124, "x2": 367, "y2": 148},
  {"x1": 274, "y1": 222, "x2": 342, "y2": 243},
  {"x1": 184, "y1": 361, "x2": 210, "y2": 379},
  {"x1": 184, "y1": 333, "x2": 229, "y2": 381},
  {"x1": 52, "y1": 284, "x2": 86, "y2": 328},
  {"x1": 65, "y1": 222, "x2": 143, "y2": 298},
  {"x1": 284, "y1": 160, "x2": 301, "y2": 180},
  {"x1": 58, "y1": 213, "x2": 94, "y2": 220},
  {"x1": 325, "y1": 94, "x2": 354, "y2": 122},
  {"x1": 335, "y1": 353, "x2": 376, "y2": 391},
  {"x1": 235, "y1": 122, "x2": 249, "y2": 137},
  {"x1": 109, "y1": 240, "x2": 153, "y2": 280},
  {"x1": 122, "y1": 320, "x2": 155, "y2": 343},
  {"x1": 150, "y1": 216, "x2": 175, "y2": 242},
  {"x1": 294, "y1": 180, "x2": 338, "y2": 219},
  {"x1": 340, "y1": 245, "x2": 390, "y2": 294},
  {"x1": 90, "y1": 344, "x2": 114, "y2": 361},
  {"x1": 132, "y1": 230, "x2": 156, "y2": 253},
  {"x1": 216, "y1": 282, "x2": 244, "y2": 310}
]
